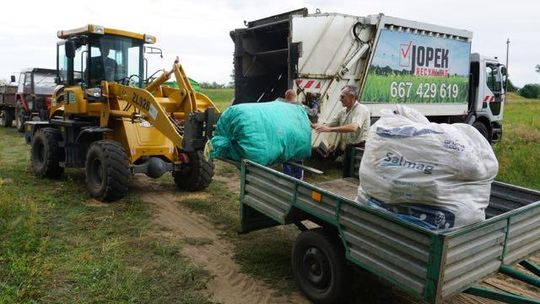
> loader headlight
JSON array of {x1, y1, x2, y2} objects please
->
[
  {"x1": 88, "y1": 24, "x2": 105, "y2": 34},
  {"x1": 144, "y1": 34, "x2": 156, "y2": 44},
  {"x1": 85, "y1": 88, "x2": 102, "y2": 98}
]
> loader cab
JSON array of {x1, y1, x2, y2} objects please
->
[{"x1": 57, "y1": 25, "x2": 155, "y2": 92}]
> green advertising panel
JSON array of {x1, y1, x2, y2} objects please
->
[{"x1": 361, "y1": 29, "x2": 471, "y2": 104}]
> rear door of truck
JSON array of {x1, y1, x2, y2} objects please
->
[{"x1": 291, "y1": 13, "x2": 372, "y2": 149}]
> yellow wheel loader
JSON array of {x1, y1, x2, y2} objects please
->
[{"x1": 24, "y1": 25, "x2": 219, "y2": 202}]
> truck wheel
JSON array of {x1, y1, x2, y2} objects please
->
[
  {"x1": 292, "y1": 228, "x2": 348, "y2": 304},
  {"x1": 0, "y1": 109, "x2": 13, "y2": 127},
  {"x1": 85, "y1": 140, "x2": 130, "y2": 202},
  {"x1": 31, "y1": 127, "x2": 64, "y2": 178},
  {"x1": 173, "y1": 151, "x2": 214, "y2": 191},
  {"x1": 473, "y1": 122, "x2": 489, "y2": 142},
  {"x1": 15, "y1": 102, "x2": 25, "y2": 132}
]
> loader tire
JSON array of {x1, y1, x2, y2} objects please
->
[
  {"x1": 85, "y1": 140, "x2": 130, "y2": 202},
  {"x1": 173, "y1": 151, "x2": 214, "y2": 191},
  {"x1": 31, "y1": 127, "x2": 64, "y2": 178},
  {"x1": 0, "y1": 109, "x2": 13, "y2": 127}
]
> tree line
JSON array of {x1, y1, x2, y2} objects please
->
[
  {"x1": 199, "y1": 81, "x2": 234, "y2": 89},
  {"x1": 515, "y1": 65, "x2": 540, "y2": 99}
]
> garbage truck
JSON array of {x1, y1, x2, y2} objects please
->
[{"x1": 230, "y1": 8, "x2": 507, "y2": 152}]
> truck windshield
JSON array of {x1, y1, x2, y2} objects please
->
[
  {"x1": 88, "y1": 35, "x2": 143, "y2": 87},
  {"x1": 34, "y1": 73, "x2": 57, "y2": 95}
]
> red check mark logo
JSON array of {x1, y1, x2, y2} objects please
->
[{"x1": 401, "y1": 41, "x2": 413, "y2": 58}]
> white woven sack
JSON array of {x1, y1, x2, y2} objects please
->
[{"x1": 356, "y1": 105, "x2": 498, "y2": 229}]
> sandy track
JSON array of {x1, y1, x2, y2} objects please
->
[{"x1": 134, "y1": 176, "x2": 308, "y2": 304}]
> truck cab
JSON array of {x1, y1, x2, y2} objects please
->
[
  {"x1": 14, "y1": 68, "x2": 56, "y2": 132},
  {"x1": 468, "y1": 53, "x2": 506, "y2": 142}
]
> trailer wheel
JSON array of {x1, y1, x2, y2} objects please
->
[
  {"x1": 173, "y1": 151, "x2": 214, "y2": 191},
  {"x1": 473, "y1": 122, "x2": 489, "y2": 142},
  {"x1": 85, "y1": 140, "x2": 130, "y2": 202},
  {"x1": 0, "y1": 109, "x2": 13, "y2": 127},
  {"x1": 292, "y1": 228, "x2": 348, "y2": 304},
  {"x1": 31, "y1": 127, "x2": 64, "y2": 178},
  {"x1": 15, "y1": 101, "x2": 25, "y2": 132}
]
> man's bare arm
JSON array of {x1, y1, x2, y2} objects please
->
[{"x1": 315, "y1": 123, "x2": 358, "y2": 133}]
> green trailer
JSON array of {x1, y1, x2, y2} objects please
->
[{"x1": 238, "y1": 148, "x2": 540, "y2": 303}]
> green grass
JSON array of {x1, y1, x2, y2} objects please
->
[
  {"x1": 493, "y1": 93, "x2": 540, "y2": 190},
  {"x1": 0, "y1": 128, "x2": 211, "y2": 303},
  {"x1": 201, "y1": 88, "x2": 234, "y2": 112}
]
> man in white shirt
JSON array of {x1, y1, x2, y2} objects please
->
[{"x1": 313, "y1": 85, "x2": 370, "y2": 153}]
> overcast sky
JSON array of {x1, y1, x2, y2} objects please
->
[{"x1": 0, "y1": 0, "x2": 538, "y2": 87}]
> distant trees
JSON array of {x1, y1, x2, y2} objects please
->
[
  {"x1": 199, "y1": 81, "x2": 234, "y2": 89},
  {"x1": 199, "y1": 81, "x2": 226, "y2": 89},
  {"x1": 519, "y1": 84, "x2": 540, "y2": 99},
  {"x1": 516, "y1": 66, "x2": 540, "y2": 99},
  {"x1": 200, "y1": 70, "x2": 235, "y2": 89}
]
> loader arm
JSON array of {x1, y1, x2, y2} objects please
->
[
  {"x1": 107, "y1": 82, "x2": 184, "y2": 148},
  {"x1": 144, "y1": 57, "x2": 197, "y2": 114}
]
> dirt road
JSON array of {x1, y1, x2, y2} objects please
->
[{"x1": 134, "y1": 176, "x2": 308, "y2": 304}]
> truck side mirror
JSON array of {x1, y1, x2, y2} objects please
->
[
  {"x1": 10, "y1": 75, "x2": 16, "y2": 83},
  {"x1": 65, "y1": 40, "x2": 76, "y2": 58}
]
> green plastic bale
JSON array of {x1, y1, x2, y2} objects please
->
[{"x1": 210, "y1": 101, "x2": 312, "y2": 165}]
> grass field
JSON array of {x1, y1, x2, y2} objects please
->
[
  {"x1": 493, "y1": 93, "x2": 540, "y2": 189},
  {"x1": 0, "y1": 88, "x2": 538, "y2": 303},
  {"x1": 0, "y1": 130, "x2": 211, "y2": 303},
  {"x1": 201, "y1": 88, "x2": 234, "y2": 112}
]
